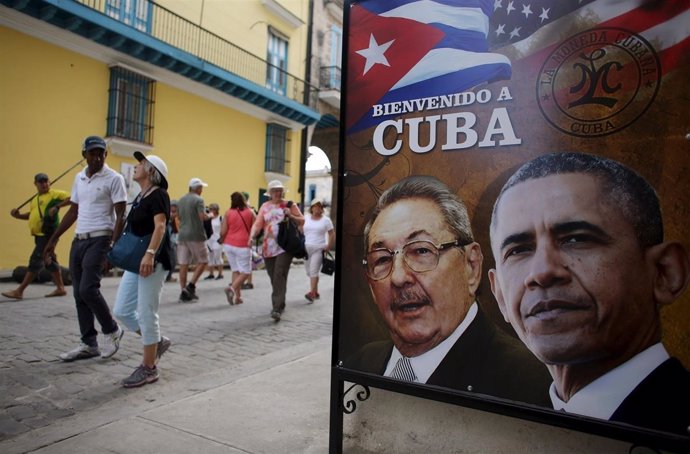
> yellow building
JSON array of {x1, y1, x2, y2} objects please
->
[{"x1": 0, "y1": 0, "x2": 319, "y2": 270}]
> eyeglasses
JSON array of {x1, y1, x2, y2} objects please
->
[{"x1": 363, "y1": 239, "x2": 467, "y2": 281}]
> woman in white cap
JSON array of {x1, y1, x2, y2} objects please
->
[
  {"x1": 303, "y1": 200, "x2": 334, "y2": 302},
  {"x1": 248, "y1": 180, "x2": 304, "y2": 321},
  {"x1": 113, "y1": 152, "x2": 173, "y2": 388}
]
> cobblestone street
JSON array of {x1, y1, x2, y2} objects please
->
[{"x1": 0, "y1": 265, "x2": 334, "y2": 445}]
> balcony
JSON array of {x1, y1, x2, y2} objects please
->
[
  {"x1": 318, "y1": 65, "x2": 341, "y2": 109},
  {"x1": 0, "y1": 0, "x2": 320, "y2": 126}
]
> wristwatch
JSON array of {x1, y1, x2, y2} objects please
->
[{"x1": 145, "y1": 248, "x2": 156, "y2": 255}]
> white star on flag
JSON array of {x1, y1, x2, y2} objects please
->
[{"x1": 356, "y1": 34, "x2": 395, "y2": 75}]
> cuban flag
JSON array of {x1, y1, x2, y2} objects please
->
[{"x1": 346, "y1": 0, "x2": 512, "y2": 132}]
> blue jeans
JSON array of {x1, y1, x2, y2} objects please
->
[
  {"x1": 70, "y1": 236, "x2": 119, "y2": 347},
  {"x1": 113, "y1": 265, "x2": 166, "y2": 346}
]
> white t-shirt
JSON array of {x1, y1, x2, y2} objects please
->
[
  {"x1": 303, "y1": 215, "x2": 334, "y2": 247},
  {"x1": 71, "y1": 164, "x2": 127, "y2": 234}
]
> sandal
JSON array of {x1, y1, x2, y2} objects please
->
[
  {"x1": 224, "y1": 286, "x2": 235, "y2": 305},
  {"x1": 45, "y1": 289, "x2": 67, "y2": 298}
]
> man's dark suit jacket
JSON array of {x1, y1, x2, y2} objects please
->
[
  {"x1": 610, "y1": 357, "x2": 690, "y2": 435},
  {"x1": 345, "y1": 308, "x2": 552, "y2": 406}
]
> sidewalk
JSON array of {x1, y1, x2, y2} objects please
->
[{"x1": 0, "y1": 264, "x2": 337, "y2": 454}]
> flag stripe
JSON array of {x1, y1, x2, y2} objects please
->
[
  {"x1": 381, "y1": 1, "x2": 490, "y2": 36},
  {"x1": 392, "y1": 48, "x2": 511, "y2": 90},
  {"x1": 365, "y1": 0, "x2": 493, "y2": 17},
  {"x1": 434, "y1": 25, "x2": 489, "y2": 52},
  {"x1": 382, "y1": 63, "x2": 511, "y2": 105}
]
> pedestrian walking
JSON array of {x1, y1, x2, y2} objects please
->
[
  {"x1": 165, "y1": 199, "x2": 179, "y2": 282},
  {"x1": 2, "y1": 173, "x2": 71, "y2": 300},
  {"x1": 248, "y1": 180, "x2": 304, "y2": 321},
  {"x1": 176, "y1": 177, "x2": 210, "y2": 302},
  {"x1": 220, "y1": 192, "x2": 256, "y2": 305},
  {"x1": 113, "y1": 152, "x2": 172, "y2": 388},
  {"x1": 242, "y1": 191, "x2": 256, "y2": 290},
  {"x1": 43, "y1": 135, "x2": 126, "y2": 361},
  {"x1": 303, "y1": 200, "x2": 335, "y2": 302},
  {"x1": 204, "y1": 203, "x2": 224, "y2": 280}
]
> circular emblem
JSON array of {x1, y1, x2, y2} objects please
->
[{"x1": 536, "y1": 27, "x2": 660, "y2": 138}]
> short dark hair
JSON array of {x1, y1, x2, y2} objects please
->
[
  {"x1": 364, "y1": 175, "x2": 474, "y2": 253},
  {"x1": 491, "y1": 152, "x2": 663, "y2": 248}
]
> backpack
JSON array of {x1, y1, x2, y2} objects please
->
[{"x1": 203, "y1": 218, "x2": 213, "y2": 239}]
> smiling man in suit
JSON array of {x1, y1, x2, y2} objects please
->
[
  {"x1": 346, "y1": 175, "x2": 550, "y2": 405},
  {"x1": 489, "y1": 152, "x2": 690, "y2": 434}
]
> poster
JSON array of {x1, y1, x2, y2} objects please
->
[{"x1": 335, "y1": 0, "x2": 690, "y2": 448}]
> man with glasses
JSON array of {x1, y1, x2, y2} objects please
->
[{"x1": 347, "y1": 176, "x2": 550, "y2": 404}]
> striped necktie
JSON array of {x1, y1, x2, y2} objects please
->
[{"x1": 390, "y1": 356, "x2": 417, "y2": 382}]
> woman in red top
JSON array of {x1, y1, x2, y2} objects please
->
[{"x1": 220, "y1": 192, "x2": 255, "y2": 305}]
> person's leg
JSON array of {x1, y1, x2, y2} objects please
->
[
  {"x1": 2, "y1": 271, "x2": 35, "y2": 299},
  {"x1": 48, "y1": 269, "x2": 67, "y2": 295},
  {"x1": 177, "y1": 242, "x2": 191, "y2": 291},
  {"x1": 230, "y1": 246, "x2": 252, "y2": 303},
  {"x1": 3, "y1": 236, "x2": 45, "y2": 299},
  {"x1": 189, "y1": 241, "x2": 209, "y2": 287},
  {"x1": 79, "y1": 237, "x2": 119, "y2": 336},
  {"x1": 166, "y1": 239, "x2": 178, "y2": 282},
  {"x1": 264, "y1": 255, "x2": 276, "y2": 294},
  {"x1": 304, "y1": 245, "x2": 322, "y2": 301},
  {"x1": 310, "y1": 276, "x2": 320, "y2": 296},
  {"x1": 271, "y1": 252, "x2": 293, "y2": 314},
  {"x1": 42, "y1": 236, "x2": 67, "y2": 296},
  {"x1": 190, "y1": 262, "x2": 206, "y2": 285},
  {"x1": 178, "y1": 264, "x2": 189, "y2": 289},
  {"x1": 113, "y1": 271, "x2": 142, "y2": 334},
  {"x1": 70, "y1": 239, "x2": 99, "y2": 347},
  {"x1": 137, "y1": 265, "x2": 166, "y2": 367}
]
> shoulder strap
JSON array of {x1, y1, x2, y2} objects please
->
[{"x1": 238, "y1": 208, "x2": 251, "y2": 233}]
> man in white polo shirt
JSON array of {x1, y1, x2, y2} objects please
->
[{"x1": 44, "y1": 136, "x2": 128, "y2": 361}]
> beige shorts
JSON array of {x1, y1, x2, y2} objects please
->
[{"x1": 177, "y1": 241, "x2": 209, "y2": 265}]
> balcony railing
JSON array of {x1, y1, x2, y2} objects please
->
[
  {"x1": 319, "y1": 65, "x2": 341, "y2": 91},
  {"x1": 77, "y1": 0, "x2": 318, "y2": 107}
]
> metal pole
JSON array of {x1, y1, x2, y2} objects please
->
[{"x1": 14, "y1": 158, "x2": 84, "y2": 210}]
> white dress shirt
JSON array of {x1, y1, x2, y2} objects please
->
[
  {"x1": 549, "y1": 343, "x2": 669, "y2": 420},
  {"x1": 384, "y1": 303, "x2": 478, "y2": 383}
]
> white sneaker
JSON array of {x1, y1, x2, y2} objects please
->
[
  {"x1": 101, "y1": 327, "x2": 124, "y2": 359},
  {"x1": 59, "y1": 343, "x2": 100, "y2": 362}
]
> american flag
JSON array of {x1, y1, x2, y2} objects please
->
[
  {"x1": 346, "y1": 0, "x2": 690, "y2": 133},
  {"x1": 490, "y1": 0, "x2": 690, "y2": 73}
]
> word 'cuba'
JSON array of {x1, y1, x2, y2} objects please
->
[{"x1": 372, "y1": 107, "x2": 521, "y2": 156}]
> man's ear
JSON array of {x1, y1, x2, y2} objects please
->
[
  {"x1": 650, "y1": 241, "x2": 690, "y2": 306},
  {"x1": 465, "y1": 242, "x2": 483, "y2": 297},
  {"x1": 488, "y1": 268, "x2": 509, "y2": 323}
]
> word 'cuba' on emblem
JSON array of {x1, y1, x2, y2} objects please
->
[{"x1": 536, "y1": 27, "x2": 660, "y2": 138}]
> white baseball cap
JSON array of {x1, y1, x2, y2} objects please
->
[{"x1": 189, "y1": 177, "x2": 208, "y2": 188}]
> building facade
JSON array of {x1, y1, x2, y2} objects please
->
[{"x1": 0, "y1": 0, "x2": 319, "y2": 269}]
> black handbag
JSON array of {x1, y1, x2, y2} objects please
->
[
  {"x1": 276, "y1": 202, "x2": 307, "y2": 259},
  {"x1": 321, "y1": 251, "x2": 335, "y2": 275},
  {"x1": 107, "y1": 226, "x2": 152, "y2": 274}
]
